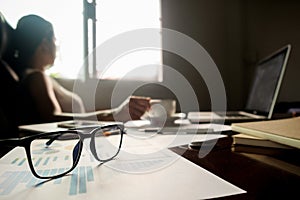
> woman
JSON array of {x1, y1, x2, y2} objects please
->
[{"x1": 13, "y1": 14, "x2": 150, "y2": 125}]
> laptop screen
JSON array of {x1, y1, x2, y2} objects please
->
[{"x1": 245, "y1": 45, "x2": 291, "y2": 118}]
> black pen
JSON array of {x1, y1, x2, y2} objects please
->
[
  {"x1": 139, "y1": 127, "x2": 214, "y2": 134},
  {"x1": 68, "y1": 125, "x2": 102, "y2": 130}
]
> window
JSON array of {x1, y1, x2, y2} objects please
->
[
  {"x1": 0, "y1": 0, "x2": 83, "y2": 78},
  {"x1": 94, "y1": 0, "x2": 162, "y2": 81},
  {"x1": 1, "y1": 0, "x2": 162, "y2": 81}
]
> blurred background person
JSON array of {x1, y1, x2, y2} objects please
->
[{"x1": 12, "y1": 14, "x2": 150, "y2": 125}]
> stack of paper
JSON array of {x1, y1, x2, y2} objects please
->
[{"x1": 231, "y1": 117, "x2": 300, "y2": 149}]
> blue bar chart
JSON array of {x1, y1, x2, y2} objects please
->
[
  {"x1": 0, "y1": 165, "x2": 94, "y2": 196},
  {"x1": 0, "y1": 140, "x2": 98, "y2": 197}
]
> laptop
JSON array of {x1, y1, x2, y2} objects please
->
[{"x1": 188, "y1": 44, "x2": 291, "y2": 124}]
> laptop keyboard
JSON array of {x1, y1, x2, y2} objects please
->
[{"x1": 215, "y1": 112, "x2": 250, "y2": 118}]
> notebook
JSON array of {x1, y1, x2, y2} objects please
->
[{"x1": 188, "y1": 44, "x2": 291, "y2": 123}]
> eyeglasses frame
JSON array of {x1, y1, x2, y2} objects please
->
[{"x1": 0, "y1": 124, "x2": 124, "y2": 179}]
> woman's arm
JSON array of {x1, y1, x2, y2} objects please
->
[
  {"x1": 24, "y1": 71, "x2": 71, "y2": 122},
  {"x1": 56, "y1": 96, "x2": 151, "y2": 122},
  {"x1": 51, "y1": 78, "x2": 85, "y2": 113},
  {"x1": 23, "y1": 72, "x2": 150, "y2": 123}
]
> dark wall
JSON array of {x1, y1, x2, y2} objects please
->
[
  {"x1": 243, "y1": 0, "x2": 300, "y2": 103},
  {"x1": 160, "y1": 0, "x2": 300, "y2": 110},
  {"x1": 161, "y1": 0, "x2": 245, "y2": 111}
]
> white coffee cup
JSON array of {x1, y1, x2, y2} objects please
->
[{"x1": 148, "y1": 99, "x2": 176, "y2": 118}]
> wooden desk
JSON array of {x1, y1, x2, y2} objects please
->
[{"x1": 171, "y1": 136, "x2": 300, "y2": 199}]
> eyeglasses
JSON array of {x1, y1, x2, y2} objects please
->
[{"x1": 0, "y1": 124, "x2": 124, "y2": 179}]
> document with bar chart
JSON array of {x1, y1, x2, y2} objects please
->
[{"x1": 0, "y1": 134, "x2": 245, "y2": 200}]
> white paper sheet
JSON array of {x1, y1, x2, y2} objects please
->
[
  {"x1": 0, "y1": 133, "x2": 245, "y2": 200},
  {"x1": 18, "y1": 120, "x2": 117, "y2": 133},
  {"x1": 19, "y1": 119, "x2": 232, "y2": 134}
]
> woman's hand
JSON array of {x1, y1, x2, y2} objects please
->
[{"x1": 113, "y1": 96, "x2": 151, "y2": 122}]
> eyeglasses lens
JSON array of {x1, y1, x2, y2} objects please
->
[
  {"x1": 93, "y1": 126, "x2": 122, "y2": 161},
  {"x1": 30, "y1": 132, "x2": 81, "y2": 178}
]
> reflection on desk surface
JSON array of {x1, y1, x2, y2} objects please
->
[{"x1": 171, "y1": 136, "x2": 300, "y2": 199}]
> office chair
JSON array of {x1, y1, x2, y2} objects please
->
[{"x1": 0, "y1": 12, "x2": 19, "y2": 138}]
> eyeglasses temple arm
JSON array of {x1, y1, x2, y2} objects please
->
[
  {"x1": 0, "y1": 138, "x2": 22, "y2": 147},
  {"x1": 45, "y1": 131, "x2": 82, "y2": 146},
  {"x1": 45, "y1": 134, "x2": 62, "y2": 146}
]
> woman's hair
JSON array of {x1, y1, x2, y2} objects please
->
[
  {"x1": 14, "y1": 14, "x2": 54, "y2": 74},
  {"x1": 0, "y1": 13, "x2": 6, "y2": 57},
  {"x1": 0, "y1": 12, "x2": 12, "y2": 59}
]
